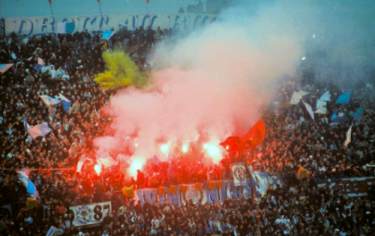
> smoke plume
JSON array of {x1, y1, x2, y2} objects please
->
[{"x1": 95, "y1": 1, "x2": 304, "y2": 176}]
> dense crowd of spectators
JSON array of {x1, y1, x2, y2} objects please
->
[{"x1": 0, "y1": 27, "x2": 374, "y2": 235}]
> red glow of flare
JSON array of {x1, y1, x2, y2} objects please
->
[
  {"x1": 128, "y1": 157, "x2": 146, "y2": 177},
  {"x1": 181, "y1": 142, "x2": 189, "y2": 154},
  {"x1": 159, "y1": 142, "x2": 171, "y2": 156},
  {"x1": 203, "y1": 140, "x2": 224, "y2": 164},
  {"x1": 94, "y1": 163, "x2": 102, "y2": 175}
]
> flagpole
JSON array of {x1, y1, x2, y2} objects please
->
[
  {"x1": 48, "y1": 0, "x2": 55, "y2": 20},
  {"x1": 48, "y1": 0, "x2": 58, "y2": 40},
  {"x1": 97, "y1": 0, "x2": 103, "y2": 18}
]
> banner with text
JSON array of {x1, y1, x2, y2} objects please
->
[
  {"x1": 135, "y1": 172, "x2": 278, "y2": 206},
  {"x1": 69, "y1": 201, "x2": 111, "y2": 227},
  {"x1": 5, "y1": 14, "x2": 216, "y2": 36}
]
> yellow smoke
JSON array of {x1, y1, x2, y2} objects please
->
[{"x1": 95, "y1": 51, "x2": 147, "y2": 90}]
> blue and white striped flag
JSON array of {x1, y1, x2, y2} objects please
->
[
  {"x1": 17, "y1": 170, "x2": 39, "y2": 198},
  {"x1": 40, "y1": 95, "x2": 60, "y2": 107},
  {"x1": 57, "y1": 94, "x2": 71, "y2": 112},
  {"x1": 46, "y1": 226, "x2": 64, "y2": 236}
]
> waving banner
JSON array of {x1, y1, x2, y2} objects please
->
[
  {"x1": 69, "y1": 201, "x2": 111, "y2": 227},
  {"x1": 231, "y1": 163, "x2": 248, "y2": 186}
]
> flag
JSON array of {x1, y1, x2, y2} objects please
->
[
  {"x1": 102, "y1": 30, "x2": 114, "y2": 40},
  {"x1": 46, "y1": 226, "x2": 64, "y2": 236},
  {"x1": 17, "y1": 170, "x2": 39, "y2": 198},
  {"x1": 40, "y1": 95, "x2": 60, "y2": 107},
  {"x1": 220, "y1": 136, "x2": 242, "y2": 154},
  {"x1": 336, "y1": 91, "x2": 351, "y2": 105},
  {"x1": 0, "y1": 63, "x2": 13, "y2": 74},
  {"x1": 27, "y1": 122, "x2": 51, "y2": 139},
  {"x1": 303, "y1": 101, "x2": 315, "y2": 120},
  {"x1": 37, "y1": 57, "x2": 45, "y2": 65},
  {"x1": 243, "y1": 119, "x2": 266, "y2": 148},
  {"x1": 330, "y1": 111, "x2": 345, "y2": 124},
  {"x1": 351, "y1": 107, "x2": 364, "y2": 122},
  {"x1": 344, "y1": 125, "x2": 352, "y2": 148},
  {"x1": 315, "y1": 91, "x2": 331, "y2": 114},
  {"x1": 57, "y1": 94, "x2": 71, "y2": 112},
  {"x1": 290, "y1": 90, "x2": 308, "y2": 105}
]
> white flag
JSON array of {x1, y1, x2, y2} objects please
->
[
  {"x1": 28, "y1": 122, "x2": 51, "y2": 139},
  {"x1": 290, "y1": 90, "x2": 309, "y2": 105},
  {"x1": 37, "y1": 57, "x2": 45, "y2": 65},
  {"x1": 315, "y1": 91, "x2": 331, "y2": 114},
  {"x1": 344, "y1": 125, "x2": 352, "y2": 148},
  {"x1": 303, "y1": 101, "x2": 315, "y2": 120}
]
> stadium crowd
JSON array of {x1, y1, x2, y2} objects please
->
[{"x1": 0, "y1": 27, "x2": 374, "y2": 235}]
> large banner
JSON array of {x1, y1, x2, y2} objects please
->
[
  {"x1": 69, "y1": 201, "x2": 111, "y2": 227},
  {"x1": 135, "y1": 174, "x2": 275, "y2": 206},
  {"x1": 5, "y1": 14, "x2": 216, "y2": 36}
]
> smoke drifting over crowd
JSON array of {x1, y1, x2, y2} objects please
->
[{"x1": 94, "y1": 1, "x2": 311, "y2": 177}]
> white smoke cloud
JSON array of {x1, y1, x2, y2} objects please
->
[{"x1": 95, "y1": 1, "x2": 303, "y2": 176}]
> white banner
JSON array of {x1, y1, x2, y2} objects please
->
[
  {"x1": 231, "y1": 163, "x2": 248, "y2": 186},
  {"x1": 5, "y1": 14, "x2": 216, "y2": 36},
  {"x1": 69, "y1": 201, "x2": 111, "y2": 227}
]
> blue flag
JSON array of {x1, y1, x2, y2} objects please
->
[
  {"x1": 57, "y1": 94, "x2": 71, "y2": 112},
  {"x1": 351, "y1": 107, "x2": 364, "y2": 122},
  {"x1": 336, "y1": 91, "x2": 351, "y2": 105},
  {"x1": 102, "y1": 30, "x2": 113, "y2": 40},
  {"x1": 330, "y1": 111, "x2": 346, "y2": 124}
]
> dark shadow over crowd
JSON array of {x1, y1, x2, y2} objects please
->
[{"x1": 0, "y1": 27, "x2": 374, "y2": 235}]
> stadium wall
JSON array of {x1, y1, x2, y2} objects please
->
[{"x1": 0, "y1": 0, "x2": 230, "y2": 35}]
